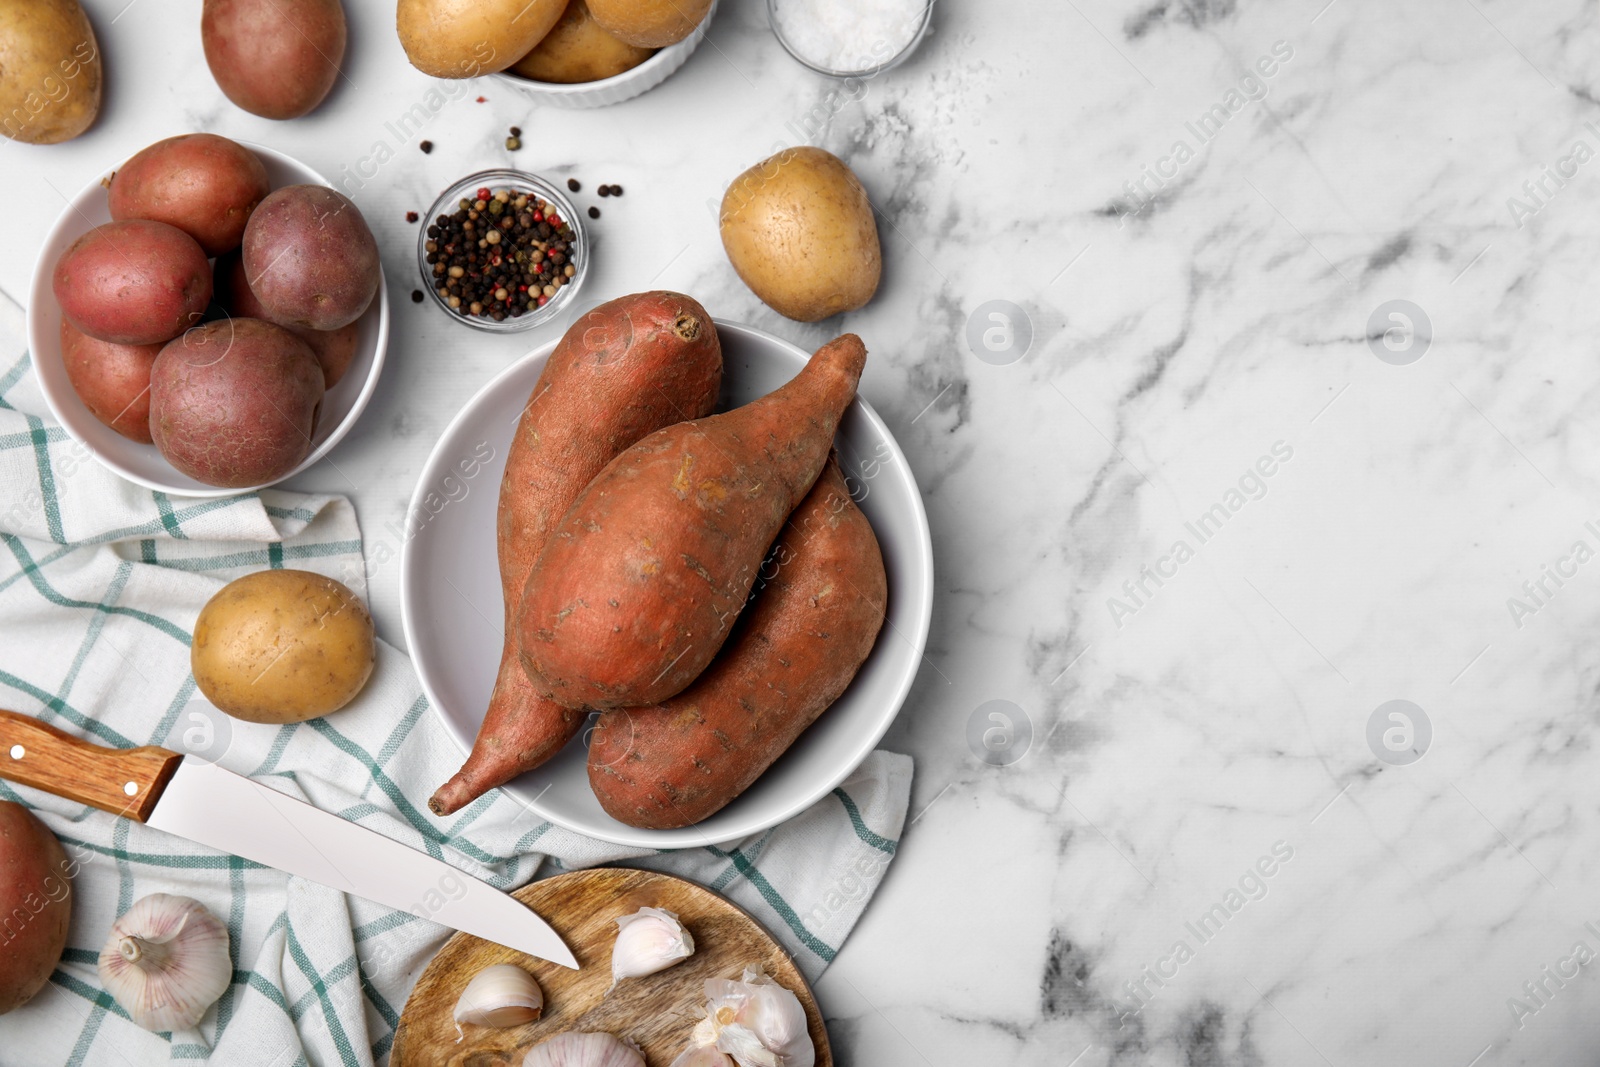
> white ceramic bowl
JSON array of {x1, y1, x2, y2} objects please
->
[
  {"x1": 28, "y1": 141, "x2": 390, "y2": 499},
  {"x1": 491, "y1": 0, "x2": 717, "y2": 109},
  {"x1": 402, "y1": 320, "x2": 933, "y2": 847}
]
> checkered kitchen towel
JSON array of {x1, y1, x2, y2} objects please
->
[{"x1": 0, "y1": 292, "x2": 913, "y2": 1066}]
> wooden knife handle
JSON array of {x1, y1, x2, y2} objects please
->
[{"x1": 0, "y1": 710, "x2": 182, "y2": 823}]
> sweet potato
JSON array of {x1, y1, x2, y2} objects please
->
[
  {"x1": 427, "y1": 292, "x2": 722, "y2": 817},
  {"x1": 588, "y1": 456, "x2": 885, "y2": 829},
  {"x1": 518, "y1": 333, "x2": 868, "y2": 711}
]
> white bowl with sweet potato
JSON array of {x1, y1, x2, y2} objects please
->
[{"x1": 401, "y1": 313, "x2": 932, "y2": 848}]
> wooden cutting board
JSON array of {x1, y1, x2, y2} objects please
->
[{"x1": 391, "y1": 867, "x2": 832, "y2": 1067}]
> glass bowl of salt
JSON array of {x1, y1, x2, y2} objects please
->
[{"x1": 768, "y1": 0, "x2": 932, "y2": 78}]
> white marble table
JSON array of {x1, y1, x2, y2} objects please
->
[{"x1": 10, "y1": 0, "x2": 1600, "y2": 1063}]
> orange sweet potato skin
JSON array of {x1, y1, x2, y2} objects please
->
[
  {"x1": 428, "y1": 291, "x2": 722, "y2": 817},
  {"x1": 519, "y1": 334, "x2": 868, "y2": 711},
  {"x1": 587, "y1": 457, "x2": 886, "y2": 829}
]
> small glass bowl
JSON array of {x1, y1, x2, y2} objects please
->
[
  {"x1": 417, "y1": 168, "x2": 589, "y2": 333},
  {"x1": 767, "y1": 0, "x2": 932, "y2": 78}
]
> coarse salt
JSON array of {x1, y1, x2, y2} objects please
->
[{"x1": 772, "y1": 0, "x2": 926, "y2": 74}]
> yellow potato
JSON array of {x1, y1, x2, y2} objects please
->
[
  {"x1": 0, "y1": 0, "x2": 101, "y2": 145},
  {"x1": 192, "y1": 570, "x2": 376, "y2": 724},
  {"x1": 397, "y1": 0, "x2": 568, "y2": 78},
  {"x1": 509, "y1": 0, "x2": 654, "y2": 84},
  {"x1": 586, "y1": 0, "x2": 711, "y2": 47},
  {"x1": 720, "y1": 146, "x2": 882, "y2": 323}
]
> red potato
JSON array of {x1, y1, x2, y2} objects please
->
[
  {"x1": 518, "y1": 333, "x2": 869, "y2": 711},
  {"x1": 304, "y1": 322, "x2": 359, "y2": 389},
  {"x1": 214, "y1": 252, "x2": 360, "y2": 387},
  {"x1": 589, "y1": 457, "x2": 886, "y2": 829},
  {"x1": 201, "y1": 0, "x2": 346, "y2": 120},
  {"x1": 428, "y1": 292, "x2": 723, "y2": 817},
  {"x1": 108, "y1": 134, "x2": 270, "y2": 256},
  {"x1": 53, "y1": 220, "x2": 212, "y2": 345},
  {"x1": 0, "y1": 801, "x2": 73, "y2": 1015},
  {"x1": 59, "y1": 319, "x2": 160, "y2": 443},
  {"x1": 242, "y1": 185, "x2": 380, "y2": 332},
  {"x1": 149, "y1": 318, "x2": 324, "y2": 488}
]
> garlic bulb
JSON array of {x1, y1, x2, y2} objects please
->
[
  {"x1": 97, "y1": 894, "x2": 231, "y2": 1032},
  {"x1": 609, "y1": 906, "x2": 694, "y2": 989},
  {"x1": 522, "y1": 1031, "x2": 645, "y2": 1067},
  {"x1": 688, "y1": 968, "x2": 815, "y2": 1067},
  {"x1": 453, "y1": 963, "x2": 543, "y2": 1040}
]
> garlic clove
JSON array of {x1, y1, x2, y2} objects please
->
[
  {"x1": 670, "y1": 1045, "x2": 737, "y2": 1067},
  {"x1": 453, "y1": 963, "x2": 543, "y2": 1040},
  {"x1": 696, "y1": 968, "x2": 815, "y2": 1067},
  {"x1": 96, "y1": 893, "x2": 231, "y2": 1033},
  {"x1": 522, "y1": 1031, "x2": 645, "y2": 1067},
  {"x1": 609, "y1": 906, "x2": 694, "y2": 990},
  {"x1": 712, "y1": 1024, "x2": 783, "y2": 1067}
]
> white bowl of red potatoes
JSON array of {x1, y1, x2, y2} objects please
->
[{"x1": 27, "y1": 135, "x2": 389, "y2": 498}]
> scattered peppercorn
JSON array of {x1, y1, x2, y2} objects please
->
[
  {"x1": 598, "y1": 185, "x2": 610, "y2": 197},
  {"x1": 406, "y1": 211, "x2": 419, "y2": 223},
  {"x1": 420, "y1": 140, "x2": 434, "y2": 154},
  {"x1": 510, "y1": 125, "x2": 522, "y2": 136},
  {"x1": 424, "y1": 183, "x2": 580, "y2": 325},
  {"x1": 609, "y1": 184, "x2": 623, "y2": 196},
  {"x1": 506, "y1": 135, "x2": 522, "y2": 150},
  {"x1": 411, "y1": 289, "x2": 424, "y2": 303},
  {"x1": 567, "y1": 178, "x2": 581, "y2": 192},
  {"x1": 587, "y1": 206, "x2": 600, "y2": 219}
]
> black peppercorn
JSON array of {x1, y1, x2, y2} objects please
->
[{"x1": 423, "y1": 182, "x2": 581, "y2": 323}]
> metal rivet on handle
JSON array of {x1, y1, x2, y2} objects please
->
[
  {"x1": 7, "y1": 745, "x2": 21, "y2": 759},
  {"x1": 123, "y1": 782, "x2": 137, "y2": 796}
]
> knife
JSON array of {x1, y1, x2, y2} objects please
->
[{"x1": 0, "y1": 709, "x2": 577, "y2": 969}]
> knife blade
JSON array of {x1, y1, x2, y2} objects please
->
[{"x1": 0, "y1": 709, "x2": 577, "y2": 969}]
